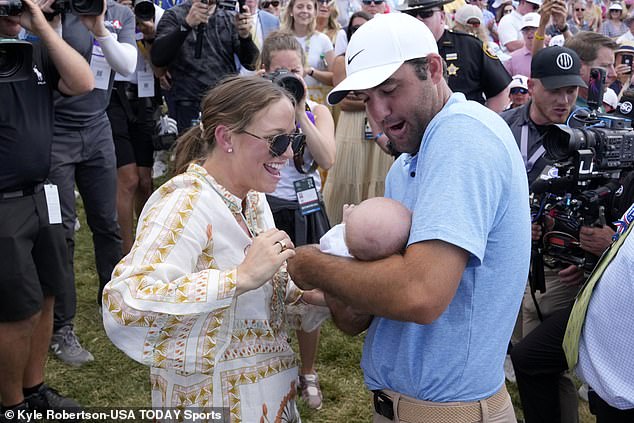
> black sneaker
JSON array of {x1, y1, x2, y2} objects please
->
[
  {"x1": 24, "y1": 384, "x2": 81, "y2": 417},
  {"x1": 0, "y1": 402, "x2": 29, "y2": 423}
]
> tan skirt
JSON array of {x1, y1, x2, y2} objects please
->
[{"x1": 323, "y1": 110, "x2": 394, "y2": 225}]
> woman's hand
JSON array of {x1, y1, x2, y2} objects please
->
[{"x1": 236, "y1": 229, "x2": 295, "y2": 295}]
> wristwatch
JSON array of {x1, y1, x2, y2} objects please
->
[{"x1": 308, "y1": 67, "x2": 315, "y2": 76}]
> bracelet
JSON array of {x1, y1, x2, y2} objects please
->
[
  {"x1": 374, "y1": 132, "x2": 384, "y2": 141},
  {"x1": 534, "y1": 32, "x2": 545, "y2": 41}
]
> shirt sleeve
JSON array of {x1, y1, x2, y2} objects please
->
[
  {"x1": 480, "y1": 43, "x2": 512, "y2": 98},
  {"x1": 103, "y1": 181, "x2": 239, "y2": 372}
]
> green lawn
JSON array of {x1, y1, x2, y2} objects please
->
[{"x1": 44, "y1": 204, "x2": 594, "y2": 422}]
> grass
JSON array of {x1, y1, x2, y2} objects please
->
[{"x1": 43, "y1": 201, "x2": 594, "y2": 422}]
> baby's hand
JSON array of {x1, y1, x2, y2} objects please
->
[{"x1": 342, "y1": 204, "x2": 356, "y2": 223}]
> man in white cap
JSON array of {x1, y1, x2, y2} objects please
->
[
  {"x1": 505, "y1": 74, "x2": 530, "y2": 110},
  {"x1": 504, "y1": 12, "x2": 539, "y2": 77},
  {"x1": 498, "y1": 0, "x2": 541, "y2": 52},
  {"x1": 288, "y1": 12, "x2": 530, "y2": 423}
]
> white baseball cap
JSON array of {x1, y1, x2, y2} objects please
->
[
  {"x1": 327, "y1": 13, "x2": 438, "y2": 105},
  {"x1": 603, "y1": 88, "x2": 619, "y2": 108},
  {"x1": 455, "y1": 4, "x2": 484, "y2": 25},
  {"x1": 509, "y1": 74, "x2": 529, "y2": 90},
  {"x1": 526, "y1": 0, "x2": 542, "y2": 5},
  {"x1": 609, "y1": 2, "x2": 623, "y2": 10},
  {"x1": 521, "y1": 12, "x2": 540, "y2": 29}
]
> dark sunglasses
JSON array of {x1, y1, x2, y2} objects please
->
[
  {"x1": 510, "y1": 87, "x2": 528, "y2": 95},
  {"x1": 362, "y1": 0, "x2": 384, "y2": 4},
  {"x1": 262, "y1": 0, "x2": 280, "y2": 6},
  {"x1": 404, "y1": 7, "x2": 439, "y2": 18},
  {"x1": 576, "y1": 7, "x2": 586, "y2": 11},
  {"x1": 503, "y1": 7, "x2": 513, "y2": 13},
  {"x1": 243, "y1": 130, "x2": 305, "y2": 157},
  {"x1": 467, "y1": 19, "x2": 481, "y2": 27}
]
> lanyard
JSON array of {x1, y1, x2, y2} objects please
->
[{"x1": 520, "y1": 124, "x2": 545, "y2": 173}]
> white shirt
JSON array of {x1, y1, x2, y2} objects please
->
[
  {"x1": 617, "y1": 30, "x2": 634, "y2": 45},
  {"x1": 498, "y1": 10, "x2": 523, "y2": 51}
]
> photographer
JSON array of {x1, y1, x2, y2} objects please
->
[
  {"x1": 501, "y1": 46, "x2": 594, "y2": 423},
  {"x1": 259, "y1": 31, "x2": 335, "y2": 410},
  {"x1": 48, "y1": 0, "x2": 137, "y2": 367},
  {"x1": 106, "y1": 0, "x2": 164, "y2": 255},
  {"x1": 0, "y1": 0, "x2": 93, "y2": 418},
  {"x1": 150, "y1": 0, "x2": 259, "y2": 133}
]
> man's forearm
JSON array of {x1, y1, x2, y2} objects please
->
[
  {"x1": 39, "y1": 25, "x2": 94, "y2": 95},
  {"x1": 236, "y1": 35, "x2": 258, "y2": 71},
  {"x1": 486, "y1": 85, "x2": 510, "y2": 113},
  {"x1": 151, "y1": 24, "x2": 190, "y2": 67}
]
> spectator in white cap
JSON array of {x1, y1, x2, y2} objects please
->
[
  {"x1": 453, "y1": 4, "x2": 487, "y2": 41},
  {"x1": 505, "y1": 74, "x2": 530, "y2": 109},
  {"x1": 617, "y1": 14, "x2": 634, "y2": 43},
  {"x1": 504, "y1": 12, "x2": 539, "y2": 77},
  {"x1": 498, "y1": 0, "x2": 541, "y2": 52},
  {"x1": 563, "y1": 0, "x2": 591, "y2": 35},
  {"x1": 601, "y1": 2, "x2": 628, "y2": 38},
  {"x1": 466, "y1": 0, "x2": 500, "y2": 43},
  {"x1": 288, "y1": 12, "x2": 530, "y2": 423}
]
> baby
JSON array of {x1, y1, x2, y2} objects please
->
[{"x1": 320, "y1": 197, "x2": 412, "y2": 260}]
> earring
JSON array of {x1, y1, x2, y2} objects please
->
[{"x1": 227, "y1": 148, "x2": 233, "y2": 153}]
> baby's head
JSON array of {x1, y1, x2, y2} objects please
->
[{"x1": 344, "y1": 197, "x2": 412, "y2": 261}]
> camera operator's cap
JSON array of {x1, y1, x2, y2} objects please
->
[
  {"x1": 455, "y1": 5, "x2": 483, "y2": 25},
  {"x1": 509, "y1": 74, "x2": 529, "y2": 90},
  {"x1": 398, "y1": 0, "x2": 454, "y2": 13},
  {"x1": 616, "y1": 41, "x2": 634, "y2": 54},
  {"x1": 327, "y1": 13, "x2": 438, "y2": 105},
  {"x1": 521, "y1": 12, "x2": 540, "y2": 29},
  {"x1": 609, "y1": 2, "x2": 623, "y2": 10},
  {"x1": 530, "y1": 46, "x2": 587, "y2": 90}
]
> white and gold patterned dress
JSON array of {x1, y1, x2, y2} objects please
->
[{"x1": 103, "y1": 164, "x2": 314, "y2": 423}]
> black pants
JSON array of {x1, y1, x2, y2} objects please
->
[{"x1": 511, "y1": 303, "x2": 634, "y2": 423}]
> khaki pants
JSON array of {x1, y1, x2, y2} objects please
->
[{"x1": 372, "y1": 385, "x2": 516, "y2": 423}]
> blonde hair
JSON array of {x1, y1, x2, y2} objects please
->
[
  {"x1": 173, "y1": 76, "x2": 293, "y2": 174},
  {"x1": 281, "y1": 0, "x2": 319, "y2": 36}
]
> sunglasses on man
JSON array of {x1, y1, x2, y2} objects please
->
[
  {"x1": 404, "y1": 7, "x2": 440, "y2": 18},
  {"x1": 362, "y1": 0, "x2": 385, "y2": 5},
  {"x1": 243, "y1": 130, "x2": 306, "y2": 157},
  {"x1": 262, "y1": 0, "x2": 280, "y2": 7},
  {"x1": 510, "y1": 87, "x2": 528, "y2": 95}
]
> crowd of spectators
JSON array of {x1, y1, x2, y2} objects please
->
[{"x1": 2, "y1": 0, "x2": 634, "y2": 420}]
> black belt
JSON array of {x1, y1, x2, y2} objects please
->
[{"x1": 0, "y1": 183, "x2": 44, "y2": 200}]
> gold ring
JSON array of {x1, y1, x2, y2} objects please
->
[{"x1": 275, "y1": 240, "x2": 287, "y2": 253}]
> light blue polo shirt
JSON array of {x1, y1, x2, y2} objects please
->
[{"x1": 361, "y1": 93, "x2": 531, "y2": 402}]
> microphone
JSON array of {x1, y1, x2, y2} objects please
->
[{"x1": 194, "y1": 0, "x2": 208, "y2": 59}]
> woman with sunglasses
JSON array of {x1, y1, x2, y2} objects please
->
[
  {"x1": 601, "y1": 2, "x2": 627, "y2": 38},
  {"x1": 495, "y1": 1, "x2": 514, "y2": 23},
  {"x1": 360, "y1": 0, "x2": 386, "y2": 15},
  {"x1": 103, "y1": 76, "x2": 327, "y2": 421},
  {"x1": 282, "y1": 0, "x2": 336, "y2": 106},
  {"x1": 322, "y1": 11, "x2": 394, "y2": 225},
  {"x1": 453, "y1": 4, "x2": 490, "y2": 42},
  {"x1": 260, "y1": 0, "x2": 282, "y2": 16},
  {"x1": 260, "y1": 31, "x2": 336, "y2": 411}
]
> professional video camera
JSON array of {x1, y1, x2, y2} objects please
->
[
  {"x1": 264, "y1": 68, "x2": 305, "y2": 105},
  {"x1": 48, "y1": 0, "x2": 103, "y2": 16},
  {"x1": 0, "y1": 38, "x2": 32, "y2": 83},
  {"x1": 530, "y1": 69, "x2": 634, "y2": 286}
]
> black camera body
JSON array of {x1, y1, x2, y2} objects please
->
[
  {"x1": 531, "y1": 114, "x2": 634, "y2": 271},
  {"x1": 264, "y1": 68, "x2": 305, "y2": 105},
  {"x1": 49, "y1": 0, "x2": 104, "y2": 16},
  {"x1": 0, "y1": 0, "x2": 22, "y2": 16},
  {"x1": 0, "y1": 38, "x2": 33, "y2": 83}
]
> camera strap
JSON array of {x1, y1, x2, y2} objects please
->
[{"x1": 521, "y1": 125, "x2": 545, "y2": 173}]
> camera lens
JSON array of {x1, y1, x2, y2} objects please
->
[{"x1": 0, "y1": 44, "x2": 24, "y2": 80}]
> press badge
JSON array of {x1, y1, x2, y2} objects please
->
[
  {"x1": 294, "y1": 177, "x2": 321, "y2": 215},
  {"x1": 137, "y1": 61, "x2": 155, "y2": 98},
  {"x1": 44, "y1": 184, "x2": 62, "y2": 224},
  {"x1": 90, "y1": 34, "x2": 117, "y2": 90}
]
